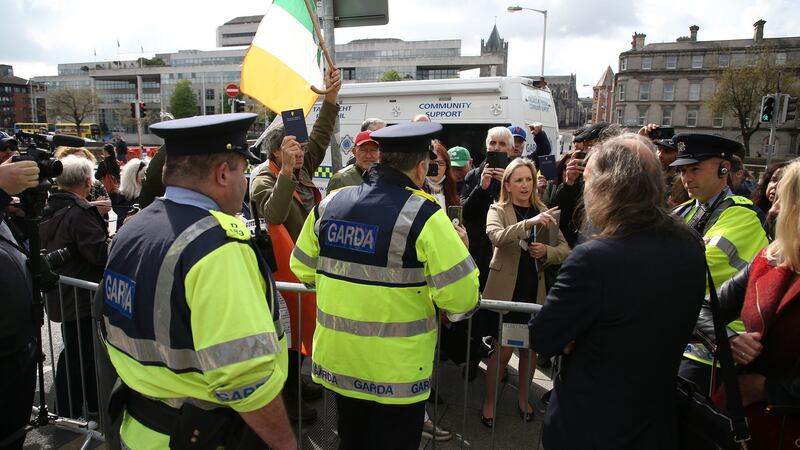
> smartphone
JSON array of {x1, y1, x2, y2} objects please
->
[
  {"x1": 486, "y1": 151, "x2": 509, "y2": 169},
  {"x1": 427, "y1": 162, "x2": 439, "y2": 176},
  {"x1": 573, "y1": 151, "x2": 587, "y2": 160},
  {"x1": 447, "y1": 205, "x2": 463, "y2": 227},
  {"x1": 281, "y1": 108, "x2": 309, "y2": 143},
  {"x1": 649, "y1": 126, "x2": 675, "y2": 140}
]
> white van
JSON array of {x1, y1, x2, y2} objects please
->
[{"x1": 257, "y1": 77, "x2": 560, "y2": 190}]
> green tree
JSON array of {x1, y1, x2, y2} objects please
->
[
  {"x1": 170, "y1": 80, "x2": 198, "y2": 118},
  {"x1": 710, "y1": 51, "x2": 798, "y2": 155},
  {"x1": 47, "y1": 87, "x2": 102, "y2": 136},
  {"x1": 379, "y1": 69, "x2": 402, "y2": 82}
]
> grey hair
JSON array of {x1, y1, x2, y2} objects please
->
[
  {"x1": 485, "y1": 126, "x2": 513, "y2": 150},
  {"x1": 57, "y1": 154, "x2": 94, "y2": 188},
  {"x1": 265, "y1": 124, "x2": 286, "y2": 157},
  {"x1": 361, "y1": 118, "x2": 386, "y2": 131},
  {"x1": 583, "y1": 133, "x2": 684, "y2": 239}
]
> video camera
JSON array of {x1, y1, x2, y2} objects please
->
[{"x1": 12, "y1": 132, "x2": 84, "y2": 219}]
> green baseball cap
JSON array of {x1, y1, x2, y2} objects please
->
[{"x1": 448, "y1": 146, "x2": 471, "y2": 167}]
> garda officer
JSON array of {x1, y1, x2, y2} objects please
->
[
  {"x1": 670, "y1": 133, "x2": 768, "y2": 393},
  {"x1": 101, "y1": 113, "x2": 295, "y2": 449},
  {"x1": 290, "y1": 122, "x2": 480, "y2": 450}
]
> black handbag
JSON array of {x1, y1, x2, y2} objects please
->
[{"x1": 676, "y1": 265, "x2": 750, "y2": 450}]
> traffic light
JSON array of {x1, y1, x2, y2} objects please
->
[
  {"x1": 760, "y1": 94, "x2": 777, "y2": 123},
  {"x1": 129, "y1": 102, "x2": 136, "y2": 118},
  {"x1": 779, "y1": 95, "x2": 797, "y2": 124},
  {"x1": 139, "y1": 103, "x2": 147, "y2": 118},
  {"x1": 234, "y1": 99, "x2": 246, "y2": 113}
]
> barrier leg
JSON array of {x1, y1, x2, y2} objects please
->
[
  {"x1": 459, "y1": 316, "x2": 473, "y2": 450},
  {"x1": 296, "y1": 292, "x2": 303, "y2": 449},
  {"x1": 490, "y1": 313, "x2": 503, "y2": 449},
  {"x1": 56, "y1": 284, "x2": 75, "y2": 418}
]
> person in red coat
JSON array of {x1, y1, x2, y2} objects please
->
[{"x1": 695, "y1": 159, "x2": 800, "y2": 450}]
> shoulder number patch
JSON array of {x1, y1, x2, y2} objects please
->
[
  {"x1": 104, "y1": 270, "x2": 136, "y2": 319},
  {"x1": 209, "y1": 210, "x2": 249, "y2": 241},
  {"x1": 322, "y1": 219, "x2": 379, "y2": 254}
]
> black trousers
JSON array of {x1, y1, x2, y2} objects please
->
[
  {"x1": 55, "y1": 317, "x2": 98, "y2": 418},
  {"x1": 0, "y1": 341, "x2": 37, "y2": 450},
  {"x1": 678, "y1": 358, "x2": 719, "y2": 396},
  {"x1": 334, "y1": 393, "x2": 425, "y2": 450}
]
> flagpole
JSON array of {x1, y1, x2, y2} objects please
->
[{"x1": 302, "y1": 0, "x2": 336, "y2": 94}]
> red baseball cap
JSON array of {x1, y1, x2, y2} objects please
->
[{"x1": 355, "y1": 130, "x2": 379, "y2": 147}]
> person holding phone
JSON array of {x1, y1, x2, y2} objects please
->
[{"x1": 481, "y1": 158, "x2": 569, "y2": 427}]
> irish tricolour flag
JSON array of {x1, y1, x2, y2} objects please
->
[{"x1": 241, "y1": 0, "x2": 323, "y2": 116}]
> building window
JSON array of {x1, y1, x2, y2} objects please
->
[
  {"x1": 205, "y1": 106, "x2": 215, "y2": 115},
  {"x1": 776, "y1": 53, "x2": 787, "y2": 65},
  {"x1": 687, "y1": 110, "x2": 698, "y2": 127},
  {"x1": 616, "y1": 109, "x2": 624, "y2": 125},
  {"x1": 666, "y1": 55, "x2": 677, "y2": 70},
  {"x1": 642, "y1": 57, "x2": 652, "y2": 70},
  {"x1": 712, "y1": 116, "x2": 724, "y2": 128},
  {"x1": 662, "y1": 109, "x2": 673, "y2": 126},
  {"x1": 617, "y1": 84, "x2": 625, "y2": 102},
  {"x1": 205, "y1": 89, "x2": 215, "y2": 100},
  {"x1": 691, "y1": 55, "x2": 703, "y2": 69},
  {"x1": 620, "y1": 57, "x2": 627, "y2": 71},
  {"x1": 663, "y1": 83, "x2": 674, "y2": 101},
  {"x1": 638, "y1": 109, "x2": 648, "y2": 126},
  {"x1": 688, "y1": 83, "x2": 701, "y2": 101},
  {"x1": 718, "y1": 54, "x2": 730, "y2": 68},
  {"x1": 639, "y1": 83, "x2": 650, "y2": 101},
  {"x1": 341, "y1": 67, "x2": 356, "y2": 81}
]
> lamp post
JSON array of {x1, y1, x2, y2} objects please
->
[{"x1": 507, "y1": 5, "x2": 547, "y2": 78}]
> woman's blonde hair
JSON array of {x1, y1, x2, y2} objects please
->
[
  {"x1": 766, "y1": 159, "x2": 800, "y2": 271},
  {"x1": 497, "y1": 158, "x2": 546, "y2": 211},
  {"x1": 583, "y1": 133, "x2": 683, "y2": 238},
  {"x1": 55, "y1": 146, "x2": 96, "y2": 163}
]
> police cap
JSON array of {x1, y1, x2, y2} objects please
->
[
  {"x1": 654, "y1": 138, "x2": 678, "y2": 152},
  {"x1": 573, "y1": 122, "x2": 608, "y2": 142},
  {"x1": 149, "y1": 113, "x2": 259, "y2": 163},
  {"x1": 371, "y1": 122, "x2": 441, "y2": 157},
  {"x1": 669, "y1": 133, "x2": 744, "y2": 167}
]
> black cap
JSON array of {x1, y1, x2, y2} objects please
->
[
  {"x1": 654, "y1": 139, "x2": 678, "y2": 152},
  {"x1": 371, "y1": 122, "x2": 441, "y2": 156},
  {"x1": 150, "y1": 113, "x2": 259, "y2": 163},
  {"x1": 0, "y1": 131, "x2": 17, "y2": 150},
  {"x1": 669, "y1": 133, "x2": 744, "y2": 167},
  {"x1": 574, "y1": 122, "x2": 608, "y2": 142}
]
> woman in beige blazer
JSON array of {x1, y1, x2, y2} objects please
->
[{"x1": 480, "y1": 158, "x2": 570, "y2": 427}]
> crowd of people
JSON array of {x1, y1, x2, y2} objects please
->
[{"x1": 1, "y1": 68, "x2": 799, "y2": 449}]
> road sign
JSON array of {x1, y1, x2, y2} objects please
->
[{"x1": 226, "y1": 84, "x2": 239, "y2": 98}]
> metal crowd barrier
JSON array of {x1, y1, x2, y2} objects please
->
[{"x1": 43, "y1": 276, "x2": 546, "y2": 450}]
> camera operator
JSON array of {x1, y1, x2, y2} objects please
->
[
  {"x1": 39, "y1": 155, "x2": 109, "y2": 418},
  {"x1": 0, "y1": 156, "x2": 40, "y2": 450}
]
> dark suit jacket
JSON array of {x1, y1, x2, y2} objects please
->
[{"x1": 531, "y1": 229, "x2": 705, "y2": 450}]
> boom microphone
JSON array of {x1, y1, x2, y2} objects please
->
[{"x1": 50, "y1": 134, "x2": 86, "y2": 148}]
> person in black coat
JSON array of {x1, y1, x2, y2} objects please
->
[{"x1": 530, "y1": 134, "x2": 706, "y2": 450}]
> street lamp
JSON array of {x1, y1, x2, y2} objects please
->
[{"x1": 507, "y1": 5, "x2": 548, "y2": 78}]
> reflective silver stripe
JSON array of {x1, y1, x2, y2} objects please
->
[
  {"x1": 314, "y1": 189, "x2": 341, "y2": 235},
  {"x1": 707, "y1": 235, "x2": 749, "y2": 271},
  {"x1": 311, "y1": 361, "x2": 430, "y2": 398},
  {"x1": 445, "y1": 301, "x2": 480, "y2": 323},
  {"x1": 317, "y1": 309, "x2": 436, "y2": 337},
  {"x1": 106, "y1": 318, "x2": 278, "y2": 372},
  {"x1": 105, "y1": 317, "x2": 203, "y2": 371},
  {"x1": 387, "y1": 195, "x2": 427, "y2": 267},
  {"x1": 153, "y1": 216, "x2": 219, "y2": 347},
  {"x1": 317, "y1": 256, "x2": 425, "y2": 285},
  {"x1": 683, "y1": 343, "x2": 714, "y2": 364},
  {"x1": 291, "y1": 245, "x2": 318, "y2": 268},
  {"x1": 197, "y1": 332, "x2": 281, "y2": 370},
  {"x1": 426, "y1": 255, "x2": 477, "y2": 290}
]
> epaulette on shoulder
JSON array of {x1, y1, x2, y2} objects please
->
[
  {"x1": 208, "y1": 210, "x2": 249, "y2": 241},
  {"x1": 726, "y1": 195, "x2": 754, "y2": 206}
]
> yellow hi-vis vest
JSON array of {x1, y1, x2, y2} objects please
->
[
  {"x1": 676, "y1": 194, "x2": 767, "y2": 365},
  {"x1": 290, "y1": 168, "x2": 479, "y2": 405}
]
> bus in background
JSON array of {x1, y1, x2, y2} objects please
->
[
  {"x1": 14, "y1": 122, "x2": 103, "y2": 141},
  {"x1": 13, "y1": 122, "x2": 48, "y2": 134},
  {"x1": 53, "y1": 123, "x2": 103, "y2": 141}
]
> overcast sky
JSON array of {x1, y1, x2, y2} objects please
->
[{"x1": 3, "y1": 0, "x2": 798, "y2": 97}]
